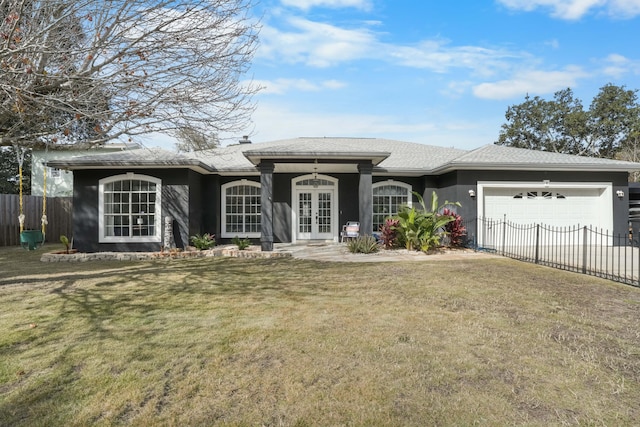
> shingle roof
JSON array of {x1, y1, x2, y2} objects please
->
[
  {"x1": 47, "y1": 137, "x2": 640, "y2": 174},
  {"x1": 47, "y1": 147, "x2": 213, "y2": 173},
  {"x1": 195, "y1": 137, "x2": 467, "y2": 172},
  {"x1": 436, "y1": 144, "x2": 640, "y2": 172}
]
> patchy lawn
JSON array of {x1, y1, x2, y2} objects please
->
[{"x1": 1, "y1": 245, "x2": 639, "y2": 426}]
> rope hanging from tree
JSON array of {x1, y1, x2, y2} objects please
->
[
  {"x1": 41, "y1": 151, "x2": 48, "y2": 235},
  {"x1": 15, "y1": 145, "x2": 27, "y2": 233},
  {"x1": 15, "y1": 143, "x2": 49, "y2": 238}
]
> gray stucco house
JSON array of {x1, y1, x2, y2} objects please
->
[{"x1": 47, "y1": 137, "x2": 640, "y2": 253}]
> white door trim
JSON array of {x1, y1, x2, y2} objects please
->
[{"x1": 291, "y1": 174, "x2": 339, "y2": 244}]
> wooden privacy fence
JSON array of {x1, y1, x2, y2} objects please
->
[{"x1": 0, "y1": 194, "x2": 72, "y2": 247}]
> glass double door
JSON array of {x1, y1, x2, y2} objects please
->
[{"x1": 297, "y1": 189, "x2": 334, "y2": 240}]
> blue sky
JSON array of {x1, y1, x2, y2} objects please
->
[
  {"x1": 145, "y1": 0, "x2": 640, "y2": 150},
  {"x1": 228, "y1": 0, "x2": 640, "y2": 151}
]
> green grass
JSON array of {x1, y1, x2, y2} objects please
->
[{"x1": 1, "y1": 245, "x2": 640, "y2": 426}]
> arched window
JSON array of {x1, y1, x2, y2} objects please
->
[
  {"x1": 372, "y1": 181, "x2": 412, "y2": 232},
  {"x1": 99, "y1": 174, "x2": 162, "y2": 243},
  {"x1": 221, "y1": 180, "x2": 261, "y2": 238}
]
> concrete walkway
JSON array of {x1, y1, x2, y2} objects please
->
[
  {"x1": 275, "y1": 242, "x2": 494, "y2": 262},
  {"x1": 38, "y1": 243, "x2": 495, "y2": 263}
]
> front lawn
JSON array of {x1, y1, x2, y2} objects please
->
[{"x1": 1, "y1": 246, "x2": 639, "y2": 426}]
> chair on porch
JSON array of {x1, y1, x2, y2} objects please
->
[{"x1": 340, "y1": 221, "x2": 360, "y2": 242}]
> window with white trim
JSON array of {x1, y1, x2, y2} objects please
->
[
  {"x1": 221, "y1": 181, "x2": 261, "y2": 238},
  {"x1": 372, "y1": 181, "x2": 412, "y2": 232},
  {"x1": 99, "y1": 174, "x2": 162, "y2": 243},
  {"x1": 49, "y1": 167, "x2": 62, "y2": 178}
]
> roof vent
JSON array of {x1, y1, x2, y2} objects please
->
[{"x1": 239, "y1": 135, "x2": 251, "y2": 144}]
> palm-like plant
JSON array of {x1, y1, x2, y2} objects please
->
[{"x1": 395, "y1": 191, "x2": 460, "y2": 252}]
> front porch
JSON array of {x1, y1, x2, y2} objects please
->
[{"x1": 251, "y1": 155, "x2": 382, "y2": 251}]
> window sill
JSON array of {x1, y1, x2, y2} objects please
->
[
  {"x1": 99, "y1": 236, "x2": 162, "y2": 243},
  {"x1": 220, "y1": 232, "x2": 261, "y2": 239}
]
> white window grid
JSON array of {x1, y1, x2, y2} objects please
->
[
  {"x1": 372, "y1": 182, "x2": 412, "y2": 232},
  {"x1": 222, "y1": 182, "x2": 261, "y2": 238},
  {"x1": 99, "y1": 175, "x2": 161, "y2": 243}
]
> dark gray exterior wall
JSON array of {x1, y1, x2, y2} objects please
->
[
  {"x1": 339, "y1": 174, "x2": 360, "y2": 227},
  {"x1": 259, "y1": 162, "x2": 275, "y2": 251},
  {"x1": 272, "y1": 174, "x2": 292, "y2": 243},
  {"x1": 72, "y1": 171, "x2": 100, "y2": 253},
  {"x1": 73, "y1": 169, "x2": 194, "y2": 252},
  {"x1": 188, "y1": 171, "x2": 204, "y2": 238},
  {"x1": 71, "y1": 167, "x2": 632, "y2": 251},
  {"x1": 201, "y1": 175, "x2": 219, "y2": 239}
]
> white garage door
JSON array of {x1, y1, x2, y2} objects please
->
[{"x1": 481, "y1": 184, "x2": 613, "y2": 231}]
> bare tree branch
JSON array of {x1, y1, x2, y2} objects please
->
[
  {"x1": 174, "y1": 126, "x2": 219, "y2": 152},
  {"x1": 0, "y1": 0, "x2": 261, "y2": 148}
]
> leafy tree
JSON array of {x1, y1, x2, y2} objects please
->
[
  {"x1": 0, "y1": 146, "x2": 31, "y2": 194},
  {"x1": 0, "y1": 0, "x2": 260, "y2": 150},
  {"x1": 616, "y1": 128, "x2": 640, "y2": 182},
  {"x1": 496, "y1": 84, "x2": 640, "y2": 158}
]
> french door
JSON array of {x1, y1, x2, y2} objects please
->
[{"x1": 297, "y1": 189, "x2": 335, "y2": 240}]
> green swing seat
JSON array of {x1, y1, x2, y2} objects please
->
[{"x1": 20, "y1": 230, "x2": 45, "y2": 251}]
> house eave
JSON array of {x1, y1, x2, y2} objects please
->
[
  {"x1": 432, "y1": 163, "x2": 640, "y2": 174},
  {"x1": 372, "y1": 167, "x2": 431, "y2": 176},
  {"x1": 46, "y1": 160, "x2": 214, "y2": 175},
  {"x1": 243, "y1": 151, "x2": 391, "y2": 166},
  {"x1": 209, "y1": 167, "x2": 261, "y2": 176}
]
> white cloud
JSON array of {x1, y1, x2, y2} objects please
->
[
  {"x1": 259, "y1": 18, "x2": 524, "y2": 75},
  {"x1": 497, "y1": 0, "x2": 640, "y2": 19},
  {"x1": 252, "y1": 78, "x2": 346, "y2": 94},
  {"x1": 472, "y1": 67, "x2": 588, "y2": 99},
  {"x1": 280, "y1": 0, "x2": 372, "y2": 10},
  {"x1": 601, "y1": 53, "x2": 640, "y2": 77},
  {"x1": 390, "y1": 41, "x2": 521, "y2": 76},
  {"x1": 259, "y1": 18, "x2": 378, "y2": 67},
  {"x1": 609, "y1": 0, "x2": 640, "y2": 17}
]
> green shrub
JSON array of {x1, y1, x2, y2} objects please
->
[
  {"x1": 232, "y1": 236, "x2": 251, "y2": 250},
  {"x1": 347, "y1": 235, "x2": 379, "y2": 254},
  {"x1": 396, "y1": 191, "x2": 460, "y2": 252},
  {"x1": 190, "y1": 233, "x2": 216, "y2": 250},
  {"x1": 60, "y1": 235, "x2": 71, "y2": 254}
]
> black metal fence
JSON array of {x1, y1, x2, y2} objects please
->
[{"x1": 466, "y1": 217, "x2": 640, "y2": 287}]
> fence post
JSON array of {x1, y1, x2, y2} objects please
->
[
  {"x1": 535, "y1": 224, "x2": 540, "y2": 264},
  {"x1": 582, "y1": 226, "x2": 588, "y2": 274},
  {"x1": 501, "y1": 214, "x2": 507, "y2": 256}
]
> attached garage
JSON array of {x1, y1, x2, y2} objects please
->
[{"x1": 478, "y1": 182, "x2": 613, "y2": 231}]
